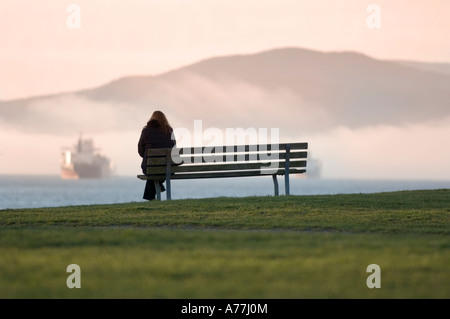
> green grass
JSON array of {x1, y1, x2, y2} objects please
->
[{"x1": 0, "y1": 189, "x2": 449, "y2": 298}]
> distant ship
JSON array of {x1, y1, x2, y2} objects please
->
[
  {"x1": 305, "y1": 156, "x2": 322, "y2": 178},
  {"x1": 61, "y1": 135, "x2": 114, "y2": 179},
  {"x1": 295, "y1": 154, "x2": 322, "y2": 179}
]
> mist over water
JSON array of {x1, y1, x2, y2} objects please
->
[{"x1": 1, "y1": 117, "x2": 450, "y2": 181}]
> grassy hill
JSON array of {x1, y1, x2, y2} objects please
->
[{"x1": 0, "y1": 189, "x2": 449, "y2": 299}]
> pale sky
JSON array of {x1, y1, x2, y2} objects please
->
[
  {"x1": 1, "y1": 0, "x2": 449, "y2": 100},
  {"x1": 1, "y1": 0, "x2": 450, "y2": 180}
]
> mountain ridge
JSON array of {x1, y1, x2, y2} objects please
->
[{"x1": 1, "y1": 47, "x2": 450, "y2": 137}]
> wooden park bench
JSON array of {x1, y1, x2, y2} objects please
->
[{"x1": 137, "y1": 142, "x2": 308, "y2": 200}]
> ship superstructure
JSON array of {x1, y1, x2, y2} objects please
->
[{"x1": 61, "y1": 136, "x2": 114, "y2": 179}]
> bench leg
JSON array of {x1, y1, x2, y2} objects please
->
[
  {"x1": 272, "y1": 174, "x2": 279, "y2": 196},
  {"x1": 284, "y1": 144, "x2": 291, "y2": 195},
  {"x1": 284, "y1": 173, "x2": 290, "y2": 196},
  {"x1": 166, "y1": 178, "x2": 171, "y2": 200},
  {"x1": 154, "y1": 180, "x2": 161, "y2": 201}
]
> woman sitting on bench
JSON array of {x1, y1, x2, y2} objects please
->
[{"x1": 137, "y1": 110, "x2": 176, "y2": 201}]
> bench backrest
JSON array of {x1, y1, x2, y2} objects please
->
[{"x1": 144, "y1": 142, "x2": 308, "y2": 180}]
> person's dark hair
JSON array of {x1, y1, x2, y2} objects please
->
[{"x1": 148, "y1": 110, "x2": 172, "y2": 134}]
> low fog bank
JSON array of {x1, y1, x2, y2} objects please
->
[{"x1": 1, "y1": 117, "x2": 449, "y2": 181}]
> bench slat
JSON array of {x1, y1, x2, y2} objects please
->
[
  {"x1": 146, "y1": 160, "x2": 307, "y2": 174},
  {"x1": 147, "y1": 158, "x2": 179, "y2": 165},
  {"x1": 147, "y1": 151, "x2": 307, "y2": 165},
  {"x1": 138, "y1": 168, "x2": 306, "y2": 180},
  {"x1": 176, "y1": 142, "x2": 307, "y2": 155},
  {"x1": 145, "y1": 148, "x2": 170, "y2": 156}
]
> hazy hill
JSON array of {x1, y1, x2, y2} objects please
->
[
  {"x1": 390, "y1": 60, "x2": 450, "y2": 76},
  {"x1": 1, "y1": 47, "x2": 450, "y2": 137}
]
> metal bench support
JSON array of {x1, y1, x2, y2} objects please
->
[
  {"x1": 154, "y1": 181, "x2": 161, "y2": 201},
  {"x1": 272, "y1": 174, "x2": 279, "y2": 196},
  {"x1": 284, "y1": 143, "x2": 290, "y2": 195},
  {"x1": 165, "y1": 149, "x2": 172, "y2": 200}
]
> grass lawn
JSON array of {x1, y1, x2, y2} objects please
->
[{"x1": 0, "y1": 189, "x2": 449, "y2": 299}]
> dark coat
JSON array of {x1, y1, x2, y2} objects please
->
[{"x1": 138, "y1": 119, "x2": 176, "y2": 174}]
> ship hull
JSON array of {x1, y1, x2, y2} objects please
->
[
  {"x1": 61, "y1": 166, "x2": 80, "y2": 180},
  {"x1": 60, "y1": 136, "x2": 114, "y2": 179},
  {"x1": 73, "y1": 162, "x2": 111, "y2": 178}
]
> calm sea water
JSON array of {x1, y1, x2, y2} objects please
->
[{"x1": 0, "y1": 174, "x2": 449, "y2": 209}]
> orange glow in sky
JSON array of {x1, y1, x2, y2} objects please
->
[{"x1": 1, "y1": 0, "x2": 449, "y2": 100}]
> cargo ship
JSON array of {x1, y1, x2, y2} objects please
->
[
  {"x1": 61, "y1": 135, "x2": 114, "y2": 179},
  {"x1": 305, "y1": 156, "x2": 322, "y2": 178},
  {"x1": 295, "y1": 154, "x2": 322, "y2": 179}
]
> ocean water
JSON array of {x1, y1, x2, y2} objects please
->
[{"x1": 0, "y1": 174, "x2": 449, "y2": 209}]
